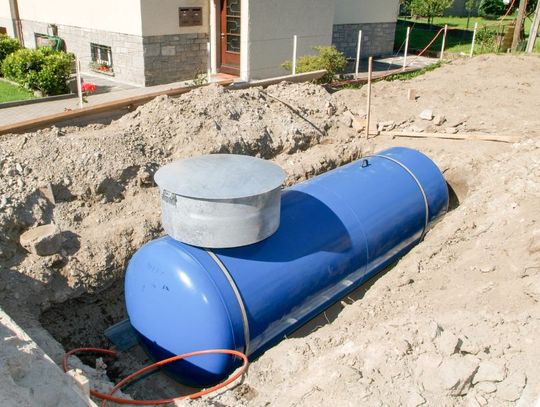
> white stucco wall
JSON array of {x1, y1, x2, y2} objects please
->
[
  {"x1": 16, "y1": 0, "x2": 143, "y2": 35},
  {"x1": 0, "y1": 0, "x2": 11, "y2": 20},
  {"x1": 0, "y1": 0, "x2": 15, "y2": 36},
  {"x1": 334, "y1": 0, "x2": 399, "y2": 24},
  {"x1": 246, "y1": 0, "x2": 336, "y2": 80},
  {"x1": 141, "y1": 0, "x2": 208, "y2": 36}
]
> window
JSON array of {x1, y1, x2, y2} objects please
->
[
  {"x1": 179, "y1": 7, "x2": 203, "y2": 27},
  {"x1": 35, "y1": 33, "x2": 55, "y2": 48},
  {"x1": 0, "y1": 27, "x2": 7, "y2": 35},
  {"x1": 90, "y1": 43, "x2": 113, "y2": 74}
]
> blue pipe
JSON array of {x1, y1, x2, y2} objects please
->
[{"x1": 124, "y1": 147, "x2": 449, "y2": 387}]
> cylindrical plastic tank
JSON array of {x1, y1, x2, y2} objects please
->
[{"x1": 125, "y1": 147, "x2": 449, "y2": 387}]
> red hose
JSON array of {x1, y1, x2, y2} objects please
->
[{"x1": 63, "y1": 347, "x2": 249, "y2": 406}]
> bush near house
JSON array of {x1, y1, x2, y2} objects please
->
[
  {"x1": 1, "y1": 47, "x2": 74, "y2": 95},
  {"x1": 0, "y1": 34, "x2": 21, "y2": 70},
  {"x1": 478, "y1": 0, "x2": 506, "y2": 18},
  {"x1": 282, "y1": 46, "x2": 347, "y2": 84}
]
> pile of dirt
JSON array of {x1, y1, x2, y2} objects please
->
[{"x1": 0, "y1": 54, "x2": 539, "y2": 406}]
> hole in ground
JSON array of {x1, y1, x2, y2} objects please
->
[
  {"x1": 445, "y1": 172, "x2": 470, "y2": 212},
  {"x1": 39, "y1": 175, "x2": 463, "y2": 400},
  {"x1": 39, "y1": 284, "x2": 200, "y2": 400}
]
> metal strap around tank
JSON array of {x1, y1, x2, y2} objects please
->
[
  {"x1": 367, "y1": 154, "x2": 430, "y2": 239},
  {"x1": 206, "y1": 249, "x2": 251, "y2": 356}
]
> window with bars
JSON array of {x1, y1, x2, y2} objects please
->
[{"x1": 90, "y1": 43, "x2": 113, "y2": 73}]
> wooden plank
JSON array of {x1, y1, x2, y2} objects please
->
[
  {"x1": 379, "y1": 130, "x2": 519, "y2": 144},
  {"x1": 231, "y1": 70, "x2": 327, "y2": 89},
  {"x1": 0, "y1": 80, "x2": 234, "y2": 136}
]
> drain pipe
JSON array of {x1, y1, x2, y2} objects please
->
[{"x1": 9, "y1": 0, "x2": 24, "y2": 46}]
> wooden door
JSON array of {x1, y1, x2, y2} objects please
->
[{"x1": 220, "y1": 0, "x2": 241, "y2": 75}]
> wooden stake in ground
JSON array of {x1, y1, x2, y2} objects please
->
[
  {"x1": 365, "y1": 56, "x2": 373, "y2": 139},
  {"x1": 526, "y1": 0, "x2": 540, "y2": 53},
  {"x1": 512, "y1": 0, "x2": 529, "y2": 51}
]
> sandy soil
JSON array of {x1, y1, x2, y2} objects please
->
[{"x1": 0, "y1": 54, "x2": 539, "y2": 406}]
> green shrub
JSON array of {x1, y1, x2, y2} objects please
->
[
  {"x1": 0, "y1": 34, "x2": 21, "y2": 70},
  {"x1": 1, "y1": 47, "x2": 74, "y2": 95},
  {"x1": 1, "y1": 48, "x2": 43, "y2": 89},
  {"x1": 476, "y1": 27, "x2": 499, "y2": 53},
  {"x1": 282, "y1": 46, "x2": 347, "y2": 84},
  {"x1": 36, "y1": 50, "x2": 74, "y2": 95},
  {"x1": 479, "y1": 0, "x2": 506, "y2": 18}
]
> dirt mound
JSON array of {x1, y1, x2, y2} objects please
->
[{"x1": 1, "y1": 54, "x2": 539, "y2": 406}]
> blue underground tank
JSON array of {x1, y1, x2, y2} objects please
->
[{"x1": 124, "y1": 147, "x2": 449, "y2": 387}]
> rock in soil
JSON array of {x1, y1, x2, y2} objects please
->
[{"x1": 19, "y1": 224, "x2": 63, "y2": 256}]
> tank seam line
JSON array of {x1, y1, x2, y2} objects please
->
[
  {"x1": 206, "y1": 250, "x2": 251, "y2": 356},
  {"x1": 368, "y1": 154, "x2": 430, "y2": 239}
]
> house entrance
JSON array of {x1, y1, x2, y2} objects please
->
[{"x1": 220, "y1": 0, "x2": 241, "y2": 75}]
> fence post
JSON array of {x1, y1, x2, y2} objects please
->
[
  {"x1": 526, "y1": 0, "x2": 540, "y2": 53},
  {"x1": 403, "y1": 26, "x2": 411, "y2": 71},
  {"x1": 365, "y1": 56, "x2": 373, "y2": 139},
  {"x1": 75, "y1": 56, "x2": 83, "y2": 109},
  {"x1": 470, "y1": 22, "x2": 478, "y2": 58},
  {"x1": 440, "y1": 24, "x2": 448, "y2": 60},
  {"x1": 292, "y1": 35, "x2": 298, "y2": 75},
  {"x1": 207, "y1": 42, "x2": 212, "y2": 80},
  {"x1": 354, "y1": 30, "x2": 362, "y2": 78}
]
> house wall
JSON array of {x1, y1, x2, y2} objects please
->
[
  {"x1": 140, "y1": 0, "x2": 209, "y2": 85},
  {"x1": 16, "y1": 0, "x2": 143, "y2": 36},
  {"x1": 332, "y1": 0, "x2": 399, "y2": 58},
  {"x1": 141, "y1": 0, "x2": 208, "y2": 36},
  {"x1": 143, "y1": 32, "x2": 208, "y2": 86},
  {"x1": 17, "y1": 19, "x2": 145, "y2": 86},
  {"x1": 11, "y1": 0, "x2": 209, "y2": 86},
  {"x1": 246, "y1": 0, "x2": 336, "y2": 80},
  {"x1": 0, "y1": 0, "x2": 15, "y2": 36},
  {"x1": 334, "y1": 0, "x2": 400, "y2": 24}
]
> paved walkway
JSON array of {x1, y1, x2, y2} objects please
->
[
  {"x1": 343, "y1": 55, "x2": 437, "y2": 77},
  {"x1": 0, "y1": 56, "x2": 437, "y2": 128},
  {"x1": 0, "y1": 75, "x2": 195, "y2": 127}
]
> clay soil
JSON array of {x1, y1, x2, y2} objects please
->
[{"x1": 1, "y1": 54, "x2": 539, "y2": 406}]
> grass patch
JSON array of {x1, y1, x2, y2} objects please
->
[
  {"x1": 383, "y1": 61, "x2": 445, "y2": 82},
  {"x1": 0, "y1": 79, "x2": 35, "y2": 103},
  {"x1": 396, "y1": 15, "x2": 540, "y2": 55}
]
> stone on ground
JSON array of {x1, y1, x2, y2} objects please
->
[{"x1": 19, "y1": 224, "x2": 63, "y2": 256}]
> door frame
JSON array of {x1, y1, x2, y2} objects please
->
[
  {"x1": 219, "y1": 0, "x2": 241, "y2": 75},
  {"x1": 210, "y1": 0, "x2": 249, "y2": 80}
]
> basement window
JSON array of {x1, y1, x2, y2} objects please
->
[
  {"x1": 0, "y1": 27, "x2": 6, "y2": 35},
  {"x1": 90, "y1": 43, "x2": 114, "y2": 74}
]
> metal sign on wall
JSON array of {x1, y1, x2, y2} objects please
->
[{"x1": 179, "y1": 7, "x2": 203, "y2": 27}]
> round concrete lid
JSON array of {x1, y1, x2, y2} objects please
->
[{"x1": 154, "y1": 154, "x2": 287, "y2": 200}]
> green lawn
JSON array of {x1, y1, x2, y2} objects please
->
[
  {"x1": 396, "y1": 15, "x2": 540, "y2": 55},
  {"x1": 0, "y1": 79, "x2": 35, "y2": 103}
]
